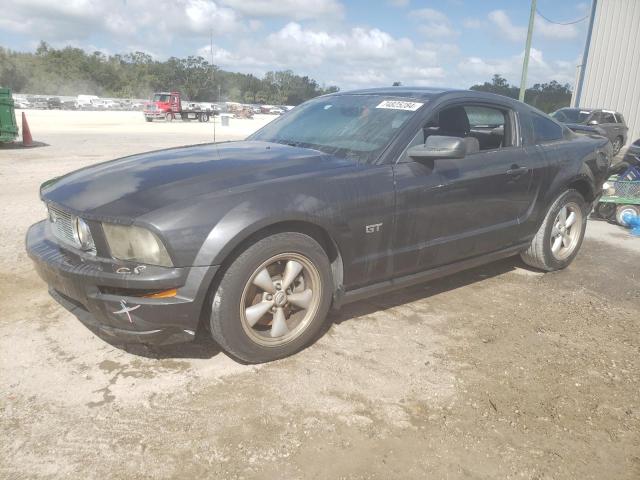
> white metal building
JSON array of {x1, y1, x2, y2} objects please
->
[{"x1": 572, "y1": 0, "x2": 640, "y2": 148}]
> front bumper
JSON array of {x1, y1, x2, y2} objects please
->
[
  {"x1": 144, "y1": 111, "x2": 168, "y2": 119},
  {"x1": 26, "y1": 220, "x2": 218, "y2": 345}
]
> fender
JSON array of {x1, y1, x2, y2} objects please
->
[{"x1": 192, "y1": 193, "x2": 352, "y2": 269}]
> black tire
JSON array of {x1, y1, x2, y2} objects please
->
[
  {"x1": 616, "y1": 205, "x2": 640, "y2": 226},
  {"x1": 165, "y1": 113, "x2": 173, "y2": 122},
  {"x1": 612, "y1": 136, "x2": 623, "y2": 156},
  {"x1": 145, "y1": 117, "x2": 153, "y2": 122},
  {"x1": 520, "y1": 189, "x2": 588, "y2": 271},
  {"x1": 202, "y1": 113, "x2": 210, "y2": 122},
  {"x1": 595, "y1": 202, "x2": 615, "y2": 220},
  {"x1": 210, "y1": 232, "x2": 333, "y2": 363}
]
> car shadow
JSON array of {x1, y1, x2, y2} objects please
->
[
  {"x1": 78, "y1": 255, "x2": 528, "y2": 361},
  {"x1": 329, "y1": 256, "x2": 524, "y2": 325},
  {"x1": 75, "y1": 318, "x2": 223, "y2": 360}
]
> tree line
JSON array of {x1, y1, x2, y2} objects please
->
[
  {"x1": 470, "y1": 74, "x2": 572, "y2": 113},
  {"x1": 1, "y1": 43, "x2": 572, "y2": 111},
  {"x1": 0, "y1": 42, "x2": 339, "y2": 105}
]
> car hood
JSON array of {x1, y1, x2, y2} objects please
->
[{"x1": 41, "y1": 141, "x2": 353, "y2": 220}]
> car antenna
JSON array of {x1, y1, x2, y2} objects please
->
[{"x1": 210, "y1": 28, "x2": 216, "y2": 144}]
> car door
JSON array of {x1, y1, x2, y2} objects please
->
[{"x1": 391, "y1": 101, "x2": 543, "y2": 277}]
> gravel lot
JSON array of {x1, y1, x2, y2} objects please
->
[{"x1": 1, "y1": 110, "x2": 639, "y2": 479}]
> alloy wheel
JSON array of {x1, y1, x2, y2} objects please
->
[
  {"x1": 240, "y1": 253, "x2": 322, "y2": 347},
  {"x1": 550, "y1": 202, "x2": 583, "y2": 260}
]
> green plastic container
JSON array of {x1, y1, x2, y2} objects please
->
[{"x1": 0, "y1": 88, "x2": 19, "y2": 143}]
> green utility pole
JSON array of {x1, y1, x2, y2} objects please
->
[{"x1": 519, "y1": 0, "x2": 537, "y2": 102}]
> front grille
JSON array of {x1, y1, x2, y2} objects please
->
[{"x1": 48, "y1": 205, "x2": 97, "y2": 255}]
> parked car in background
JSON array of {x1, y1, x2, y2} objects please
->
[
  {"x1": 269, "y1": 107, "x2": 285, "y2": 115},
  {"x1": 610, "y1": 138, "x2": 640, "y2": 175},
  {"x1": 60, "y1": 100, "x2": 78, "y2": 110},
  {"x1": 26, "y1": 87, "x2": 612, "y2": 363},
  {"x1": 628, "y1": 138, "x2": 640, "y2": 157},
  {"x1": 14, "y1": 99, "x2": 31, "y2": 109},
  {"x1": 47, "y1": 97, "x2": 62, "y2": 109},
  {"x1": 551, "y1": 108, "x2": 628, "y2": 155},
  {"x1": 102, "y1": 99, "x2": 119, "y2": 110},
  {"x1": 28, "y1": 97, "x2": 48, "y2": 109},
  {"x1": 91, "y1": 99, "x2": 110, "y2": 110},
  {"x1": 77, "y1": 95, "x2": 99, "y2": 110}
]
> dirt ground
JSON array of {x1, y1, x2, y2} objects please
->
[{"x1": 1, "y1": 110, "x2": 639, "y2": 479}]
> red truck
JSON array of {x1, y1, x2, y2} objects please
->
[{"x1": 143, "y1": 91, "x2": 215, "y2": 122}]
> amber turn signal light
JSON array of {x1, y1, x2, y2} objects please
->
[{"x1": 143, "y1": 288, "x2": 178, "y2": 298}]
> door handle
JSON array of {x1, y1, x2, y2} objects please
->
[{"x1": 506, "y1": 165, "x2": 529, "y2": 176}]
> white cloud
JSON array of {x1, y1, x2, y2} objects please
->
[
  {"x1": 457, "y1": 48, "x2": 578, "y2": 87},
  {"x1": 219, "y1": 0, "x2": 344, "y2": 20},
  {"x1": 388, "y1": 0, "x2": 410, "y2": 6},
  {"x1": 535, "y1": 16, "x2": 579, "y2": 40},
  {"x1": 198, "y1": 22, "x2": 445, "y2": 89},
  {"x1": 488, "y1": 9, "x2": 580, "y2": 42},
  {"x1": 488, "y1": 10, "x2": 526, "y2": 42},
  {"x1": 0, "y1": 0, "x2": 243, "y2": 45},
  {"x1": 411, "y1": 8, "x2": 458, "y2": 39},
  {"x1": 462, "y1": 18, "x2": 484, "y2": 29}
]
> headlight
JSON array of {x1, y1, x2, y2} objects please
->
[
  {"x1": 102, "y1": 223, "x2": 172, "y2": 267},
  {"x1": 602, "y1": 182, "x2": 615, "y2": 195},
  {"x1": 75, "y1": 217, "x2": 94, "y2": 251}
]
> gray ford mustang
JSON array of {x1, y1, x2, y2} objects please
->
[{"x1": 26, "y1": 88, "x2": 612, "y2": 363}]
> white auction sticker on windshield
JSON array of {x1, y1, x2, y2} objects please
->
[{"x1": 376, "y1": 100, "x2": 423, "y2": 111}]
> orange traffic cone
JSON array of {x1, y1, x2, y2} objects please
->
[{"x1": 22, "y1": 112, "x2": 33, "y2": 147}]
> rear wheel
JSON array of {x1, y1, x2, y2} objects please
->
[
  {"x1": 612, "y1": 136, "x2": 623, "y2": 155},
  {"x1": 165, "y1": 113, "x2": 173, "y2": 122},
  {"x1": 521, "y1": 190, "x2": 588, "y2": 271},
  {"x1": 145, "y1": 117, "x2": 153, "y2": 122},
  {"x1": 209, "y1": 232, "x2": 333, "y2": 363},
  {"x1": 201, "y1": 113, "x2": 210, "y2": 122}
]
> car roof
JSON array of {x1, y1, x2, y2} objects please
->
[
  {"x1": 332, "y1": 86, "x2": 459, "y2": 100},
  {"x1": 561, "y1": 107, "x2": 622, "y2": 115},
  {"x1": 329, "y1": 87, "x2": 529, "y2": 107}
]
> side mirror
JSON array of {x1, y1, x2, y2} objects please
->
[
  {"x1": 407, "y1": 135, "x2": 467, "y2": 160},
  {"x1": 588, "y1": 119, "x2": 599, "y2": 126}
]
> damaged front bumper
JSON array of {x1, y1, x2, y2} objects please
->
[{"x1": 26, "y1": 220, "x2": 218, "y2": 345}]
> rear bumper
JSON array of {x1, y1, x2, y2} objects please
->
[{"x1": 26, "y1": 220, "x2": 218, "y2": 345}]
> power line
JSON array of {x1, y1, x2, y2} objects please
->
[{"x1": 536, "y1": 9, "x2": 589, "y2": 25}]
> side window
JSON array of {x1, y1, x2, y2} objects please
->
[
  {"x1": 399, "y1": 103, "x2": 516, "y2": 162},
  {"x1": 465, "y1": 106, "x2": 505, "y2": 129},
  {"x1": 531, "y1": 113, "x2": 563, "y2": 143},
  {"x1": 464, "y1": 105, "x2": 512, "y2": 151},
  {"x1": 601, "y1": 112, "x2": 616, "y2": 124}
]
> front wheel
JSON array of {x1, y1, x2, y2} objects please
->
[
  {"x1": 520, "y1": 189, "x2": 588, "y2": 271},
  {"x1": 209, "y1": 232, "x2": 333, "y2": 363}
]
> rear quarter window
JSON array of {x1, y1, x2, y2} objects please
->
[{"x1": 531, "y1": 113, "x2": 563, "y2": 144}]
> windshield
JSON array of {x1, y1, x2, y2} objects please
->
[
  {"x1": 551, "y1": 108, "x2": 591, "y2": 124},
  {"x1": 153, "y1": 94, "x2": 171, "y2": 102},
  {"x1": 249, "y1": 95, "x2": 424, "y2": 163}
]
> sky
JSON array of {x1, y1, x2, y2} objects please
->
[{"x1": 0, "y1": 0, "x2": 592, "y2": 91}]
